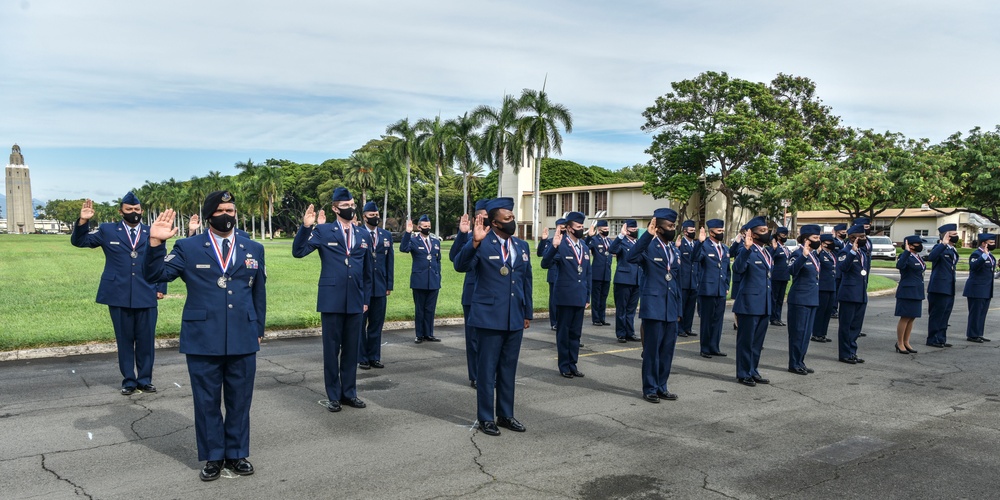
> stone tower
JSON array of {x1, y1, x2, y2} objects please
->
[{"x1": 5, "y1": 144, "x2": 35, "y2": 234}]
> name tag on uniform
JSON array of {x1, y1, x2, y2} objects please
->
[
  {"x1": 328, "y1": 242, "x2": 339, "y2": 246},
  {"x1": 565, "y1": 256, "x2": 573, "y2": 259},
  {"x1": 110, "y1": 241, "x2": 120, "y2": 245},
  {"x1": 489, "y1": 255, "x2": 500, "y2": 260},
  {"x1": 654, "y1": 257, "x2": 663, "y2": 262},
  {"x1": 196, "y1": 264, "x2": 211, "y2": 269},
  {"x1": 754, "y1": 260, "x2": 762, "y2": 264}
]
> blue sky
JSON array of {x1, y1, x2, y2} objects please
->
[{"x1": 3, "y1": 0, "x2": 1000, "y2": 203}]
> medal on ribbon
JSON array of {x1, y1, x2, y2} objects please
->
[{"x1": 208, "y1": 234, "x2": 235, "y2": 288}]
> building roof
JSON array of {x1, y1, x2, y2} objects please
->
[
  {"x1": 796, "y1": 208, "x2": 962, "y2": 220},
  {"x1": 534, "y1": 181, "x2": 645, "y2": 195}
]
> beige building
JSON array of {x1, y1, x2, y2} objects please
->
[
  {"x1": 0, "y1": 218, "x2": 69, "y2": 234},
  {"x1": 794, "y1": 207, "x2": 998, "y2": 247},
  {"x1": 5, "y1": 144, "x2": 35, "y2": 234}
]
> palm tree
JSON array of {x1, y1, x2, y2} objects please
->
[
  {"x1": 519, "y1": 84, "x2": 573, "y2": 241},
  {"x1": 446, "y1": 112, "x2": 482, "y2": 215},
  {"x1": 373, "y1": 146, "x2": 403, "y2": 229},
  {"x1": 256, "y1": 162, "x2": 283, "y2": 239},
  {"x1": 386, "y1": 118, "x2": 419, "y2": 221},
  {"x1": 473, "y1": 94, "x2": 525, "y2": 198},
  {"x1": 345, "y1": 152, "x2": 377, "y2": 205},
  {"x1": 416, "y1": 115, "x2": 453, "y2": 235}
]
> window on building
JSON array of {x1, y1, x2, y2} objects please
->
[
  {"x1": 577, "y1": 192, "x2": 590, "y2": 215},
  {"x1": 595, "y1": 191, "x2": 608, "y2": 213},
  {"x1": 561, "y1": 194, "x2": 572, "y2": 214},
  {"x1": 914, "y1": 229, "x2": 929, "y2": 237},
  {"x1": 546, "y1": 195, "x2": 556, "y2": 217}
]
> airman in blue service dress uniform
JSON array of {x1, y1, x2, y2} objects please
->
[
  {"x1": 732, "y1": 216, "x2": 774, "y2": 386},
  {"x1": 610, "y1": 220, "x2": 642, "y2": 343},
  {"x1": 72, "y1": 192, "x2": 166, "y2": 395},
  {"x1": 852, "y1": 217, "x2": 874, "y2": 338},
  {"x1": 454, "y1": 198, "x2": 532, "y2": 436},
  {"x1": 401, "y1": 214, "x2": 443, "y2": 343},
  {"x1": 830, "y1": 223, "x2": 848, "y2": 319},
  {"x1": 627, "y1": 208, "x2": 682, "y2": 402},
  {"x1": 786, "y1": 225, "x2": 822, "y2": 375},
  {"x1": 925, "y1": 224, "x2": 959, "y2": 347},
  {"x1": 586, "y1": 220, "x2": 613, "y2": 326},
  {"x1": 678, "y1": 220, "x2": 700, "y2": 337},
  {"x1": 292, "y1": 187, "x2": 373, "y2": 412},
  {"x1": 769, "y1": 226, "x2": 791, "y2": 327},
  {"x1": 542, "y1": 211, "x2": 591, "y2": 378},
  {"x1": 144, "y1": 191, "x2": 266, "y2": 481},
  {"x1": 894, "y1": 235, "x2": 926, "y2": 354},
  {"x1": 693, "y1": 219, "x2": 730, "y2": 358},
  {"x1": 360, "y1": 201, "x2": 394, "y2": 370},
  {"x1": 538, "y1": 217, "x2": 566, "y2": 330},
  {"x1": 836, "y1": 224, "x2": 869, "y2": 364},
  {"x1": 963, "y1": 233, "x2": 996, "y2": 343},
  {"x1": 811, "y1": 234, "x2": 838, "y2": 343},
  {"x1": 451, "y1": 199, "x2": 489, "y2": 388}
]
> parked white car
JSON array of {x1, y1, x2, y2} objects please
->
[{"x1": 869, "y1": 236, "x2": 896, "y2": 260}]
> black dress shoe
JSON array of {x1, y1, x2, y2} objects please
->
[
  {"x1": 370, "y1": 360, "x2": 385, "y2": 369},
  {"x1": 823, "y1": 337, "x2": 833, "y2": 343},
  {"x1": 927, "y1": 342, "x2": 946, "y2": 348},
  {"x1": 550, "y1": 326, "x2": 557, "y2": 331},
  {"x1": 358, "y1": 362, "x2": 371, "y2": 370},
  {"x1": 830, "y1": 312, "x2": 839, "y2": 319},
  {"x1": 839, "y1": 357, "x2": 857, "y2": 364},
  {"x1": 859, "y1": 332, "x2": 867, "y2": 337},
  {"x1": 602, "y1": 321, "x2": 612, "y2": 326},
  {"x1": 225, "y1": 458, "x2": 254, "y2": 476},
  {"x1": 200, "y1": 460, "x2": 223, "y2": 481},
  {"x1": 340, "y1": 397, "x2": 367, "y2": 409},
  {"x1": 138, "y1": 384, "x2": 156, "y2": 393},
  {"x1": 943, "y1": 343, "x2": 953, "y2": 347},
  {"x1": 684, "y1": 331, "x2": 695, "y2": 336},
  {"x1": 414, "y1": 337, "x2": 423, "y2": 344},
  {"x1": 656, "y1": 391, "x2": 678, "y2": 401},
  {"x1": 325, "y1": 400, "x2": 342, "y2": 412},
  {"x1": 751, "y1": 375, "x2": 770, "y2": 384},
  {"x1": 788, "y1": 367, "x2": 808, "y2": 375},
  {"x1": 120, "y1": 386, "x2": 136, "y2": 396},
  {"x1": 853, "y1": 357, "x2": 865, "y2": 364},
  {"x1": 982, "y1": 337, "x2": 992, "y2": 342},
  {"x1": 470, "y1": 380, "x2": 477, "y2": 389},
  {"x1": 560, "y1": 372, "x2": 574, "y2": 378},
  {"x1": 700, "y1": 353, "x2": 712, "y2": 358},
  {"x1": 593, "y1": 322, "x2": 603, "y2": 326},
  {"x1": 967, "y1": 337, "x2": 984, "y2": 343},
  {"x1": 770, "y1": 320, "x2": 782, "y2": 327},
  {"x1": 710, "y1": 352, "x2": 728, "y2": 357},
  {"x1": 737, "y1": 377, "x2": 756, "y2": 387},
  {"x1": 425, "y1": 336, "x2": 441, "y2": 342},
  {"x1": 643, "y1": 393, "x2": 660, "y2": 403},
  {"x1": 570, "y1": 370, "x2": 585, "y2": 378},
  {"x1": 497, "y1": 416, "x2": 526, "y2": 432},
  {"x1": 479, "y1": 420, "x2": 501, "y2": 436},
  {"x1": 905, "y1": 346, "x2": 918, "y2": 354},
  {"x1": 626, "y1": 335, "x2": 640, "y2": 342},
  {"x1": 733, "y1": 323, "x2": 738, "y2": 330},
  {"x1": 810, "y1": 336, "x2": 825, "y2": 342},
  {"x1": 804, "y1": 367, "x2": 815, "y2": 374},
  {"x1": 618, "y1": 338, "x2": 628, "y2": 343}
]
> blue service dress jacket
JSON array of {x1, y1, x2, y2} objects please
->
[
  {"x1": 292, "y1": 222, "x2": 374, "y2": 314},
  {"x1": 365, "y1": 225, "x2": 394, "y2": 297},
  {"x1": 963, "y1": 249, "x2": 996, "y2": 299},
  {"x1": 586, "y1": 234, "x2": 614, "y2": 282},
  {"x1": 609, "y1": 235, "x2": 642, "y2": 286},
  {"x1": 787, "y1": 248, "x2": 820, "y2": 306},
  {"x1": 926, "y1": 243, "x2": 958, "y2": 296},
  {"x1": 537, "y1": 238, "x2": 559, "y2": 284},
  {"x1": 541, "y1": 236, "x2": 593, "y2": 307},
  {"x1": 72, "y1": 221, "x2": 166, "y2": 307},
  {"x1": 450, "y1": 231, "x2": 478, "y2": 306},
  {"x1": 626, "y1": 232, "x2": 682, "y2": 322},
  {"x1": 454, "y1": 232, "x2": 534, "y2": 330},
  {"x1": 895, "y1": 252, "x2": 927, "y2": 300},
  {"x1": 692, "y1": 239, "x2": 730, "y2": 298},
  {"x1": 731, "y1": 244, "x2": 774, "y2": 316},
  {"x1": 400, "y1": 232, "x2": 443, "y2": 290},
  {"x1": 770, "y1": 244, "x2": 792, "y2": 281},
  {"x1": 835, "y1": 248, "x2": 869, "y2": 304},
  {"x1": 678, "y1": 237, "x2": 700, "y2": 289},
  {"x1": 818, "y1": 249, "x2": 838, "y2": 292},
  {"x1": 144, "y1": 233, "x2": 266, "y2": 355}
]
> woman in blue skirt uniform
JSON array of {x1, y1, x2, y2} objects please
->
[{"x1": 894, "y1": 235, "x2": 926, "y2": 353}]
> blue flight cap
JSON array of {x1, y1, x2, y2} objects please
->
[
  {"x1": 474, "y1": 199, "x2": 490, "y2": 212},
  {"x1": 332, "y1": 187, "x2": 353, "y2": 202},
  {"x1": 486, "y1": 197, "x2": 514, "y2": 212},
  {"x1": 362, "y1": 201, "x2": 378, "y2": 213},
  {"x1": 904, "y1": 235, "x2": 923, "y2": 245},
  {"x1": 853, "y1": 217, "x2": 870, "y2": 226},
  {"x1": 682, "y1": 219, "x2": 696, "y2": 228},
  {"x1": 652, "y1": 208, "x2": 677, "y2": 222},
  {"x1": 624, "y1": 219, "x2": 638, "y2": 228},
  {"x1": 833, "y1": 223, "x2": 848, "y2": 231},
  {"x1": 595, "y1": 220, "x2": 609, "y2": 228},
  {"x1": 938, "y1": 223, "x2": 957, "y2": 233},
  {"x1": 820, "y1": 234, "x2": 835, "y2": 242},
  {"x1": 979, "y1": 233, "x2": 996, "y2": 243},
  {"x1": 565, "y1": 211, "x2": 586, "y2": 224},
  {"x1": 776, "y1": 226, "x2": 789, "y2": 234},
  {"x1": 555, "y1": 218, "x2": 567, "y2": 226},
  {"x1": 847, "y1": 224, "x2": 866, "y2": 235},
  {"x1": 706, "y1": 219, "x2": 724, "y2": 229},
  {"x1": 418, "y1": 214, "x2": 431, "y2": 223},
  {"x1": 744, "y1": 216, "x2": 768, "y2": 231},
  {"x1": 121, "y1": 191, "x2": 140, "y2": 206},
  {"x1": 800, "y1": 224, "x2": 821, "y2": 236}
]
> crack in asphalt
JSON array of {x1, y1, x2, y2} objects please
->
[
  {"x1": 692, "y1": 467, "x2": 742, "y2": 499},
  {"x1": 40, "y1": 453, "x2": 94, "y2": 500},
  {"x1": 129, "y1": 399, "x2": 154, "y2": 439},
  {"x1": 469, "y1": 432, "x2": 496, "y2": 481},
  {"x1": 79, "y1": 376, "x2": 91, "y2": 389}
]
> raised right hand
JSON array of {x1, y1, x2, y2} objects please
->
[
  {"x1": 743, "y1": 230, "x2": 753, "y2": 250},
  {"x1": 472, "y1": 214, "x2": 488, "y2": 243},
  {"x1": 647, "y1": 217, "x2": 657, "y2": 235},
  {"x1": 459, "y1": 214, "x2": 471, "y2": 234},
  {"x1": 79, "y1": 199, "x2": 94, "y2": 223},
  {"x1": 552, "y1": 226, "x2": 564, "y2": 247},
  {"x1": 303, "y1": 204, "x2": 317, "y2": 227},
  {"x1": 405, "y1": 219, "x2": 414, "y2": 233},
  {"x1": 188, "y1": 214, "x2": 200, "y2": 236}
]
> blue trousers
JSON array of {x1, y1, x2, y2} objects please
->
[
  {"x1": 698, "y1": 295, "x2": 726, "y2": 354},
  {"x1": 735, "y1": 314, "x2": 769, "y2": 379},
  {"x1": 412, "y1": 289, "x2": 440, "y2": 339},
  {"x1": 967, "y1": 297, "x2": 992, "y2": 339},
  {"x1": 613, "y1": 283, "x2": 639, "y2": 339},
  {"x1": 837, "y1": 301, "x2": 866, "y2": 359},
  {"x1": 787, "y1": 304, "x2": 816, "y2": 370},
  {"x1": 771, "y1": 281, "x2": 788, "y2": 322},
  {"x1": 107, "y1": 306, "x2": 157, "y2": 389},
  {"x1": 680, "y1": 288, "x2": 698, "y2": 333},
  {"x1": 360, "y1": 295, "x2": 387, "y2": 363},
  {"x1": 926, "y1": 292, "x2": 955, "y2": 344},
  {"x1": 462, "y1": 304, "x2": 480, "y2": 383},
  {"x1": 321, "y1": 312, "x2": 362, "y2": 401},
  {"x1": 591, "y1": 280, "x2": 611, "y2": 323},
  {"x1": 548, "y1": 283, "x2": 558, "y2": 328},
  {"x1": 813, "y1": 291, "x2": 836, "y2": 338},
  {"x1": 556, "y1": 305, "x2": 584, "y2": 373},
  {"x1": 476, "y1": 328, "x2": 522, "y2": 423},
  {"x1": 641, "y1": 319, "x2": 678, "y2": 396},
  {"x1": 186, "y1": 353, "x2": 255, "y2": 462}
]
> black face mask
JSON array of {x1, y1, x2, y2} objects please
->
[
  {"x1": 710, "y1": 231, "x2": 724, "y2": 241},
  {"x1": 837, "y1": 233, "x2": 847, "y2": 240},
  {"x1": 627, "y1": 229, "x2": 638, "y2": 238},
  {"x1": 600, "y1": 229, "x2": 610, "y2": 236},
  {"x1": 122, "y1": 212, "x2": 141, "y2": 225},
  {"x1": 857, "y1": 236, "x2": 867, "y2": 243},
  {"x1": 988, "y1": 243, "x2": 997, "y2": 251},
  {"x1": 752, "y1": 232, "x2": 772, "y2": 245},
  {"x1": 420, "y1": 228, "x2": 430, "y2": 235},
  {"x1": 336, "y1": 207, "x2": 355, "y2": 221},
  {"x1": 494, "y1": 220, "x2": 517, "y2": 237},
  {"x1": 366, "y1": 216, "x2": 380, "y2": 227},
  {"x1": 950, "y1": 235, "x2": 959, "y2": 244},
  {"x1": 209, "y1": 214, "x2": 236, "y2": 233},
  {"x1": 911, "y1": 244, "x2": 924, "y2": 253},
  {"x1": 824, "y1": 243, "x2": 836, "y2": 251},
  {"x1": 808, "y1": 240, "x2": 821, "y2": 250},
  {"x1": 777, "y1": 235, "x2": 788, "y2": 243},
  {"x1": 659, "y1": 228, "x2": 676, "y2": 241},
  {"x1": 864, "y1": 228, "x2": 872, "y2": 235},
  {"x1": 685, "y1": 230, "x2": 696, "y2": 238},
  {"x1": 572, "y1": 228, "x2": 585, "y2": 239}
]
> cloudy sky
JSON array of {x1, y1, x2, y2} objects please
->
[{"x1": 2, "y1": 0, "x2": 999, "y2": 203}]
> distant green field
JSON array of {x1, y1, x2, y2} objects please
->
[{"x1": 0, "y1": 234, "x2": 898, "y2": 350}]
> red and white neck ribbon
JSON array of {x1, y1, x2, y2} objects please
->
[{"x1": 209, "y1": 233, "x2": 235, "y2": 274}]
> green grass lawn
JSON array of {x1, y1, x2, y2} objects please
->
[{"x1": 0, "y1": 234, "x2": 900, "y2": 350}]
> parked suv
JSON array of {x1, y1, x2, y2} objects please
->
[
  {"x1": 869, "y1": 236, "x2": 896, "y2": 260},
  {"x1": 917, "y1": 236, "x2": 940, "y2": 258}
]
